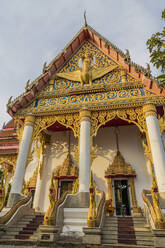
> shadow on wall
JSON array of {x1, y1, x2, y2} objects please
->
[
  {"x1": 93, "y1": 126, "x2": 117, "y2": 164},
  {"x1": 93, "y1": 172, "x2": 107, "y2": 196},
  {"x1": 49, "y1": 132, "x2": 77, "y2": 159}
]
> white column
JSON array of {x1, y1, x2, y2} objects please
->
[
  {"x1": 143, "y1": 104, "x2": 165, "y2": 193},
  {"x1": 79, "y1": 109, "x2": 91, "y2": 192},
  {"x1": 33, "y1": 168, "x2": 42, "y2": 211},
  {"x1": 33, "y1": 152, "x2": 44, "y2": 211},
  {"x1": 8, "y1": 115, "x2": 35, "y2": 207}
]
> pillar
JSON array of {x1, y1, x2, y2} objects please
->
[
  {"x1": 33, "y1": 153, "x2": 44, "y2": 211},
  {"x1": 79, "y1": 109, "x2": 91, "y2": 192},
  {"x1": 143, "y1": 104, "x2": 165, "y2": 193},
  {"x1": 7, "y1": 115, "x2": 35, "y2": 207},
  {"x1": 106, "y1": 178, "x2": 114, "y2": 207},
  {"x1": 129, "y1": 177, "x2": 141, "y2": 215}
]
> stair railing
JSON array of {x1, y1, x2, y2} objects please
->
[
  {"x1": 142, "y1": 189, "x2": 165, "y2": 229},
  {"x1": 44, "y1": 191, "x2": 69, "y2": 226},
  {"x1": 95, "y1": 190, "x2": 105, "y2": 227},
  {"x1": 0, "y1": 192, "x2": 32, "y2": 225}
]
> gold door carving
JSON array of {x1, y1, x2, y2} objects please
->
[
  {"x1": 44, "y1": 154, "x2": 79, "y2": 225},
  {"x1": 105, "y1": 150, "x2": 141, "y2": 216}
]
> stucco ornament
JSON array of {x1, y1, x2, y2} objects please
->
[{"x1": 56, "y1": 52, "x2": 118, "y2": 87}]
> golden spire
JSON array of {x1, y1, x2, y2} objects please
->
[{"x1": 84, "y1": 10, "x2": 87, "y2": 26}]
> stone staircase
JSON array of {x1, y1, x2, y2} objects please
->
[
  {"x1": 102, "y1": 216, "x2": 154, "y2": 247},
  {"x1": 61, "y1": 208, "x2": 88, "y2": 234},
  {"x1": 0, "y1": 212, "x2": 44, "y2": 241}
]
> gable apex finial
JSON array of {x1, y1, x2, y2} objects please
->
[{"x1": 84, "y1": 10, "x2": 87, "y2": 26}]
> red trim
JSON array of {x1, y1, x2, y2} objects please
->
[
  {"x1": 53, "y1": 176, "x2": 78, "y2": 180},
  {"x1": 105, "y1": 174, "x2": 136, "y2": 178},
  {"x1": 28, "y1": 187, "x2": 35, "y2": 191}
]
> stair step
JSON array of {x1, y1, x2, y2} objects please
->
[
  {"x1": 63, "y1": 208, "x2": 88, "y2": 219},
  {"x1": 101, "y1": 229, "x2": 118, "y2": 235},
  {"x1": 102, "y1": 226, "x2": 117, "y2": 231},
  {"x1": 17, "y1": 221, "x2": 30, "y2": 225},
  {"x1": 11, "y1": 224, "x2": 27, "y2": 228},
  {"x1": 15, "y1": 234, "x2": 31, "y2": 240},
  {"x1": 102, "y1": 238, "x2": 117, "y2": 244},
  {"x1": 62, "y1": 225, "x2": 87, "y2": 232},
  {"x1": 23, "y1": 227, "x2": 37, "y2": 231},
  {"x1": 19, "y1": 230, "x2": 34, "y2": 235},
  {"x1": 22, "y1": 216, "x2": 34, "y2": 220},
  {"x1": 0, "y1": 235, "x2": 15, "y2": 239},
  {"x1": 64, "y1": 219, "x2": 87, "y2": 226},
  {"x1": 0, "y1": 212, "x2": 43, "y2": 241}
]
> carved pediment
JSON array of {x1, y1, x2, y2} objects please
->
[
  {"x1": 53, "y1": 154, "x2": 78, "y2": 179},
  {"x1": 15, "y1": 41, "x2": 164, "y2": 117},
  {"x1": 105, "y1": 151, "x2": 136, "y2": 177}
]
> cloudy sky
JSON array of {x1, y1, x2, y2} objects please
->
[{"x1": 0, "y1": 0, "x2": 164, "y2": 129}]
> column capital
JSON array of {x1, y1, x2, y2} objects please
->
[
  {"x1": 25, "y1": 115, "x2": 35, "y2": 127},
  {"x1": 143, "y1": 104, "x2": 157, "y2": 118},
  {"x1": 80, "y1": 109, "x2": 91, "y2": 122}
]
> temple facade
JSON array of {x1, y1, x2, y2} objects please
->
[{"x1": 0, "y1": 24, "x2": 165, "y2": 246}]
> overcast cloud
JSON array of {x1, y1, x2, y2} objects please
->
[{"x1": 0, "y1": 0, "x2": 164, "y2": 128}]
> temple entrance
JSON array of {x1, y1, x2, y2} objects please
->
[
  {"x1": 114, "y1": 179, "x2": 131, "y2": 216},
  {"x1": 59, "y1": 180, "x2": 73, "y2": 198}
]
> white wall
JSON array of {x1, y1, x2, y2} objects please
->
[{"x1": 34, "y1": 130, "x2": 77, "y2": 212}]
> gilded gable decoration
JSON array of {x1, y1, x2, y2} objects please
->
[
  {"x1": 56, "y1": 51, "x2": 118, "y2": 87},
  {"x1": 105, "y1": 151, "x2": 136, "y2": 178},
  {"x1": 44, "y1": 154, "x2": 79, "y2": 224},
  {"x1": 53, "y1": 154, "x2": 78, "y2": 179}
]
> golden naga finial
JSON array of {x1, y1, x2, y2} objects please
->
[
  {"x1": 84, "y1": 10, "x2": 87, "y2": 26},
  {"x1": 56, "y1": 52, "x2": 118, "y2": 87},
  {"x1": 2, "y1": 122, "x2": 6, "y2": 129},
  {"x1": 43, "y1": 62, "x2": 47, "y2": 73},
  {"x1": 7, "y1": 96, "x2": 13, "y2": 105},
  {"x1": 25, "y1": 79, "x2": 30, "y2": 91},
  {"x1": 145, "y1": 63, "x2": 151, "y2": 77},
  {"x1": 124, "y1": 49, "x2": 131, "y2": 63}
]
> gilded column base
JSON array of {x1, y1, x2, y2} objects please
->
[
  {"x1": 132, "y1": 206, "x2": 142, "y2": 216},
  {"x1": 87, "y1": 218, "x2": 96, "y2": 228}
]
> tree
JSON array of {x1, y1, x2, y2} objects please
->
[{"x1": 146, "y1": 10, "x2": 165, "y2": 88}]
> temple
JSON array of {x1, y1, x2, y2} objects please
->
[{"x1": 0, "y1": 23, "x2": 165, "y2": 247}]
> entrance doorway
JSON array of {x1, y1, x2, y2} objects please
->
[
  {"x1": 59, "y1": 180, "x2": 73, "y2": 198},
  {"x1": 114, "y1": 179, "x2": 131, "y2": 216}
]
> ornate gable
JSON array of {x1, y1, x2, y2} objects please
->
[
  {"x1": 105, "y1": 151, "x2": 136, "y2": 178},
  {"x1": 7, "y1": 25, "x2": 165, "y2": 118}
]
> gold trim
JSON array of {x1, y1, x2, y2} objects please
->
[
  {"x1": 105, "y1": 151, "x2": 136, "y2": 177},
  {"x1": 80, "y1": 109, "x2": 91, "y2": 122},
  {"x1": 25, "y1": 115, "x2": 35, "y2": 127},
  {"x1": 143, "y1": 104, "x2": 157, "y2": 117},
  {"x1": 91, "y1": 107, "x2": 146, "y2": 137},
  {"x1": 158, "y1": 115, "x2": 165, "y2": 135},
  {"x1": 32, "y1": 113, "x2": 80, "y2": 140}
]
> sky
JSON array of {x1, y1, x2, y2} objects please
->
[{"x1": 0, "y1": 0, "x2": 164, "y2": 129}]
